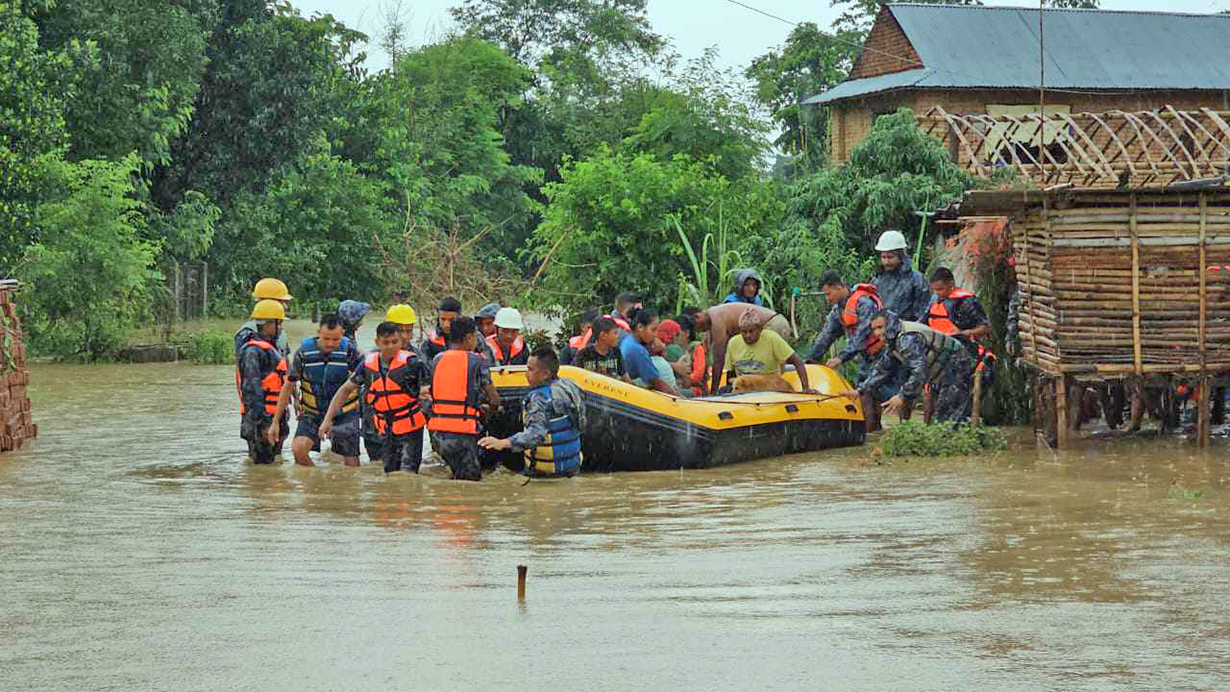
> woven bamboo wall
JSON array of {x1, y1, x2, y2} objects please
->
[
  {"x1": 0, "y1": 284, "x2": 35, "y2": 451},
  {"x1": 1013, "y1": 190, "x2": 1230, "y2": 376}
]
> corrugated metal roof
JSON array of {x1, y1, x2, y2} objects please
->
[
  {"x1": 805, "y1": 68, "x2": 929, "y2": 104},
  {"x1": 807, "y1": 4, "x2": 1230, "y2": 105}
]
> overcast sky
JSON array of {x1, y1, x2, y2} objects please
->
[{"x1": 289, "y1": 0, "x2": 1229, "y2": 75}]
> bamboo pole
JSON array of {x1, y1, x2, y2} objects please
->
[
  {"x1": 1200, "y1": 193, "x2": 1210, "y2": 448},
  {"x1": 1130, "y1": 194, "x2": 1142, "y2": 376}
]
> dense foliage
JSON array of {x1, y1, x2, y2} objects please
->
[{"x1": 6, "y1": 0, "x2": 1018, "y2": 401}]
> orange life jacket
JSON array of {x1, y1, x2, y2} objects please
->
[
  {"x1": 364, "y1": 351, "x2": 426, "y2": 436},
  {"x1": 428, "y1": 350, "x2": 483, "y2": 434},
  {"x1": 486, "y1": 334, "x2": 526, "y2": 365},
  {"x1": 844, "y1": 284, "x2": 885, "y2": 355},
  {"x1": 236, "y1": 338, "x2": 287, "y2": 415},
  {"x1": 568, "y1": 334, "x2": 586, "y2": 351},
  {"x1": 927, "y1": 289, "x2": 994, "y2": 365},
  {"x1": 578, "y1": 314, "x2": 632, "y2": 349}
]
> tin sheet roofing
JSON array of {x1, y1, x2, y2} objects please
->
[{"x1": 806, "y1": 4, "x2": 1230, "y2": 105}]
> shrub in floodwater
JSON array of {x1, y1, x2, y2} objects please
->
[
  {"x1": 185, "y1": 328, "x2": 234, "y2": 365},
  {"x1": 875, "y1": 420, "x2": 1007, "y2": 458}
]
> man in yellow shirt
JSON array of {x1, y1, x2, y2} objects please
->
[{"x1": 722, "y1": 309, "x2": 812, "y2": 392}]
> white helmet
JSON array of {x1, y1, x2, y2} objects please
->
[
  {"x1": 493, "y1": 307, "x2": 524, "y2": 330},
  {"x1": 874, "y1": 229, "x2": 908, "y2": 252}
]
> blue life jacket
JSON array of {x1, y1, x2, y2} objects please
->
[
  {"x1": 722, "y1": 292, "x2": 763, "y2": 306},
  {"x1": 522, "y1": 384, "x2": 582, "y2": 477},
  {"x1": 298, "y1": 336, "x2": 359, "y2": 416}
]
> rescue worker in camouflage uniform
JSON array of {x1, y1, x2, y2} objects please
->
[
  {"x1": 845, "y1": 310, "x2": 974, "y2": 425},
  {"x1": 870, "y1": 230, "x2": 930, "y2": 322},
  {"x1": 808, "y1": 270, "x2": 906, "y2": 432},
  {"x1": 235, "y1": 278, "x2": 293, "y2": 358},
  {"x1": 923, "y1": 267, "x2": 994, "y2": 414},
  {"x1": 479, "y1": 348, "x2": 587, "y2": 478},
  {"x1": 240, "y1": 300, "x2": 289, "y2": 464}
]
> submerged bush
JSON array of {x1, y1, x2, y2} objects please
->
[
  {"x1": 185, "y1": 328, "x2": 233, "y2": 365},
  {"x1": 876, "y1": 420, "x2": 1006, "y2": 458}
]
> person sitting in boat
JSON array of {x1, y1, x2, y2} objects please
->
[
  {"x1": 620, "y1": 308, "x2": 677, "y2": 395},
  {"x1": 723, "y1": 268, "x2": 765, "y2": 306},
  {"x1": 688, "y1": 303, "x2": 792, "y2": 395},
  {"x1": 842, "y1": 310, "x2": 973, "y2": 424},
  {"x1": 656, "y1": 318, "x2": 695, "y2": 392},
  {"x1": 561, "y1": 309, "x2": 598, "y2": 365},
  {"x1": 721, "y1": 308, "x2": 812, "y2": 394},
  {"x1": 648, "y1": 337, "x2": 685, "y2": 397},
  {"x1": 478, "y1": 348, "x2": 587, "y2": 478},
  {"x1": 574, "y1": 317, "x2": 630, "y2": 382},
  {"x1": 673, "y1": 311, "x2": 710, "y2": 397}
]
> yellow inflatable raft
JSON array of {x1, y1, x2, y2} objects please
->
[{"x1": 486, "y1": 364, "x2": 864, "y2": 472}]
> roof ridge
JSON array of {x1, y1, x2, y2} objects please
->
[{"x1": 887, "y1": 3, "x2": 1230, "y2": 20}]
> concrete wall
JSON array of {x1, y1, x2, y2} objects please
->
[{"x1": 0, "y1": 286, "x2": 35, "y2": 452}]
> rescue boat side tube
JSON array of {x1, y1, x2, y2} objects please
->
[{"x1": 487, "y1": 364, "x2": 865, "y2": 473}]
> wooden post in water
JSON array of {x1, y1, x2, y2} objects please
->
[
  {"x1": 1055, "y1": 375, "x2": 1069, "y2": 447},
  {"x1": 517, "y1": 564, "x2": 527, "y2": 600}
]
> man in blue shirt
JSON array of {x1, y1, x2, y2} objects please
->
[{"x1": 619, "y1": 308, "x2": 676, "y2": 394}]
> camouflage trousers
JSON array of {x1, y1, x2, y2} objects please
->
[{"x1": 930, "y1": 348, "x2": 974, "y2": 424}]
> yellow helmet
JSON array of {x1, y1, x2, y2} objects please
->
[
  {"x1": 251, "y1": 278, "x2": 292, "y2": 301},
  {"x1": 386, "y1": 304, "x2": 417, "y2": 325},
  {"x1": 250, "y1": 299, "x2": 286, "y2": 321}
]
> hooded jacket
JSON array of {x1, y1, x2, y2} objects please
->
[
  {"x1": 723, "y1": 268, "x2": 764, "y2": 306},
  {"x1": 870, "y1": 250, "x2": 929, "y2": 322}
]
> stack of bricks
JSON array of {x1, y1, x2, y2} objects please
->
[{"x1": 0, "y1": 282, "x2": 35, "y2": 452}]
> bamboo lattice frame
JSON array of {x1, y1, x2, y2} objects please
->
[{"x1": 921, "y1": 106, "x2": 1230, "y2": 187}]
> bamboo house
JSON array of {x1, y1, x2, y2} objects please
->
[{"x1": 961, "y1": 187, "x2": 1230, "y2": 446}]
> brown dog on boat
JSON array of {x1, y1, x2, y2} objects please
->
[{"x1": 732, "y1": 373, "x2": 795, "y2": 394}]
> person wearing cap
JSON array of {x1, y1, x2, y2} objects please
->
[
  {"x1": 721, "y1": 308, "x2": 812, "y2": 393},
  {"x1": 421, "y1": 297, "x2": 463, "y2": 363},
  {"x1": 337, "y1": 299, "x2": 371, "y2": 342},
  {"x1": 686, "y1": 303, "x2": 793, "y2": 396},
  {"x1": 235, "y1": 278, "x2": 293, "y2": 358},
  {"x1": 723, "y1": 269, "x2": 765, "y2": 306},
  {"x1": 386, "y1": 304, "x2": 418, "y2": 355},
  {"x1": 475, "y1": 302, "x2": 501, "y2": 339},
  {"x1": 239, "y1": 300, "x2": 289, "y2": 464},
  {"x1": 870, "y1": 229, "x2": 930, "y2": 323},
  {"x1": 488, "y1": 307, "x2": 529, "y2": 366}
]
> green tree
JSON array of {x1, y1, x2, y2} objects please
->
[
  {"x1": 346, "y1": 36, "x2": 541, "y2": 256},
  {"x1": 450, "y1": 0, "x2": 664, "y2": 193},
  {"x1": 0, "y1": 0, "x2": 73, "y2": 274},
  {"x1": 18, "y1": 155, "x2": 161, "y2": 360},
  {"x1": 788, "y1": 108, "x2": 973, "y2": 258},
  {"x1": 529, "y1": 147, "x2": 781, "y2": 315},
  {"x1": 31, "y1": 0, "x2": 210, "y2": 166},
  {"x1": 449, "y1": 0, "x2": 662, "y2": 66},
  {"x1": 745, "y1": 22, "x2": 860, "y2": 171},
  {"x1": 210, "y1": 138, "x2": 388, "y2": 310},
  {"x1": 150, "y1": 4, "x2": 365, "y2": 212},
  {"x1": 623, "y1": 48, "x2": 769, "y2": 182}
]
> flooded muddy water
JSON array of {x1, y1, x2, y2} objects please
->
[{"x1": 4, "y1": 356, "x2": 1230, "y2": 690}]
